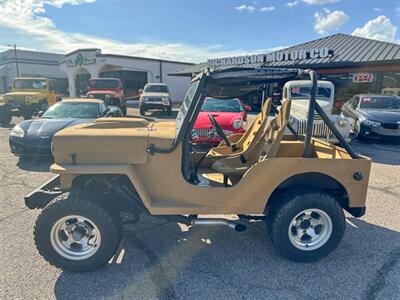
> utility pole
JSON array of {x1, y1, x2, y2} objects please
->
[{"x1": 13, "y1": 44, "x2": 20, "y2": 77}]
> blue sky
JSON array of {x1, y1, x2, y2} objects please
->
[{"x1": 0, "y1": 0, "x2": 399, "y2": 62}]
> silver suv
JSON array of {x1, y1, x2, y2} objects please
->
[{"x1": 139, "y1": 83, "x2": 172, "y2": 115}]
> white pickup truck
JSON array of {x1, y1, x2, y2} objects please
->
[{"x1": 282, "y1": 80, "x2": 351, "y2": 143}]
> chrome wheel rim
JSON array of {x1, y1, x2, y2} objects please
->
[
  {"x1": 50, "y1": 215, "x2": 101, "y2": 260},
  {"x1": 288, "y1": 209, "x2": 332, "y2": 251}
]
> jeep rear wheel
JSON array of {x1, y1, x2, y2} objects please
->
[
  {"x1": 34, "y1": 194, "x2": 122, "y2": 272},
  {"x1": 267, "y1": 190, "x2": 345, "y2": 262}
]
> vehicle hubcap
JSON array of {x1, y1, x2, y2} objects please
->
[
  {"x1": 288, "y1": 209, "x2": 332, "y2": 251},
  {"x1": 50, "y1": 215, "x2": 101, "y2": 260}
]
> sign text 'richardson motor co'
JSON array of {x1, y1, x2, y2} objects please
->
[{"x1": 207, "y1": 47, "x2": 334, "y2": 68}]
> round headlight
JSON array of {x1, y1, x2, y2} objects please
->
[
  {"x1": 232, "y1": 119, "x2": 243, "y2": 130},
  {"x1": 10, "y1": 124, "x2": 25, "y2": 138}
]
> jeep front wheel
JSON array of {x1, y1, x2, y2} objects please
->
[
  {"x1": 267, "y1": 190, "x2": 345, "y2": 262},
  {"x1": 34, "y1": 194, "x2": 122, "y2": 272}
]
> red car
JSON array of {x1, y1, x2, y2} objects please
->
[{"x1": 192, "y1": 97, "x2": 250, "y2": 145}]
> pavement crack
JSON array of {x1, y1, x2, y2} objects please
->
[
  {"x1": 0, "y1": 208, "x2": 30, "y2": 223},
  {"x1": 369, "y1": 185, "x2": 400, "y2": 197},
  {"x1": 364, "y1": 247, "x2": 400, "y2": 300}
]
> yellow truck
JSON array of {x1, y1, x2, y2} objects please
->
[{"x1": 0, "y1": 77, "x2": 59, "y2": 124}]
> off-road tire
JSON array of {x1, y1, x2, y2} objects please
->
[
  {"x1": 34, "y1": 193, "x2": 122, "y2": 272},
  {"x1": 0, "y1": 108, "x2": 12, "y2": 125},
  {"x1": 266, "y1": 190, "x2": 345, "y2": 262},
  {"x1": 139, "y1": 105, "x2": 146, "y2": 116}
]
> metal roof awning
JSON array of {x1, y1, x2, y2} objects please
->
[{"x1": 171, "y1": 33, "x2": 400, "y2": 77}]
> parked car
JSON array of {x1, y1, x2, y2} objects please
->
[
  {"x1": 139, "y1": 83, "x2": 171, "y2": 115},
  {"x1": 9, "y1": 98, "x2": 121, "y2": 158},
  {"x1": 341, "y1": 94, "x2": 400, "y2": 140},
  {"x1": 0, "y1": 78, "x2": 60, "y2": 125},
  {"x1": 381, "y1": 87, "x2": 400, "y2": 96},
  {"x1": 86, "y1": 78, "x2": 127, "y2": 116},
  {"x1": 192, "y1": 97, "x2": 250, "y2": 145},
  {"x1": 283, "y1": 80, "x2": 351, "y2": 143}
]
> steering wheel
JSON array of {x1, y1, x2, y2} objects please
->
[{"x1": 208, "y1": 114, "x2": 231, "y2": 147}]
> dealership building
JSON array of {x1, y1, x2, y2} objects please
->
[
  {"x1": 2, "y1": 33, "x2": 400, "y2": 103},
  {"x1": 174, "y1": 33, "x2": 400, "y2": 103},
  {"x1": 0, "y1": 48, "x2": 194, "y2": 102}
]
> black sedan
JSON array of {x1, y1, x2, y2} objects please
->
[
  {"x1": 9, "y1": 98, "x2": 121, "y2": 157},
  {"x1": 341, "y1": 94, "x2": 400, "y2": 140}
]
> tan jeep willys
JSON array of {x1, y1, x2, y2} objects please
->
[{"x1": 26, "y1": 68, "x2": 371, "y2": 272}]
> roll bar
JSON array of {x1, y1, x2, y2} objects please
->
[{"x1": 303, "y1": 70, "x2": 358, "y2": 159}]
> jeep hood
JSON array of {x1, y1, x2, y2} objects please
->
[{"x1": 52, "y1": 118, "x2": 176, "y2": 165}]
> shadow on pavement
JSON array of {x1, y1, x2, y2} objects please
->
[
  {"x1": 53, "y1": 216, "x2": 400, "y2": 299},
  {"x1": 17, "y1": 156, "x2": 53, "y2": 172},
  {"x1": 351, "y1": 139, "x2": 400, "y2": 165}
]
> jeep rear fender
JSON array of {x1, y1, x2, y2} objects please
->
[{"x1": 50, "y1": 163, "x2": 152, "y2": 210}]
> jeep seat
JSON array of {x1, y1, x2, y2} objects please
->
[
  {"x1": 205, "y1": 98, "x2": 272, "y2": 159},
  {"x1": 211, "y1": 99, "x2": 292, "y2": 182}
]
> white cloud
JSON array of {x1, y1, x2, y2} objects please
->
[
  {"x1": 0, "y1": 0, "x2": 284, "y2": 62},
  {"x1": 235, "y1": 5, "x2": 256, "y2": 13},
  {"x1": 352, "y1": 16, "x2": 398, "y2": 43},
  {"x1": 314, "y1": 9, "x2": 349, "y2": 34},
  {"x1": 286, "y1": 1, "x2": 299, "y2": 7},
  {"x1": 259, "y1": 6, "x2": 275, "y2": 12},
  {"x1": 302, "y1": 0, "x2": 339, "y2": 4},
  {"x1": 373, "y1": 7, "x2": 382, "y2": 12}
]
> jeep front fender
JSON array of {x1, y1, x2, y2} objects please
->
[{"x1": 50, "y1": 163, "x2": 153, "y2": 210}]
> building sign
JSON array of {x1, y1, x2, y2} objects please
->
[
  {"x1": 207, "y1": 47, "x2": 334, "y2": 68},
  {"x1": 67, "y1": 53, "x2": 96, "y2": 68},
  {"x1": 352, "y1": 73, "x2": 374, "y2": 83}
]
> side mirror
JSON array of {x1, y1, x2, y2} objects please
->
[
  {"x1": 138, "y1": 89, "x2": 143, "y2": 94},
  {"x1": 56, "y1": 96, "x2": 62, "y2": 102},
  {"x1": 244, "y1": 105, "x2": 252, "y2": 111},
  {"x1": 37, "y1": 111, "x2": 44, "y2": 117}
]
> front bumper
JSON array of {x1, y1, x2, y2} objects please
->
[
  {"x1": 9, "y1": 138, "x2": 52, "y2": 157},
  {"x1": 24, "y1": 175, "x2": 62, "y2": 209},
  {"x1": 360, "y1": 124, "x2": 400, "y2": 140},
  {"x1": 141, "y1": 102, "x2": 170, "y2": 110}
]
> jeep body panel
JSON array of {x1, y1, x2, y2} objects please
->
[
  {"x1": 52, "y1": 117, "x2": 150, "y2": 164},
  {"x1": 50, "y1": 138, "x2": 370, "y2": 215}
]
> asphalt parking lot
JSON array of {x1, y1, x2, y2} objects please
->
[{"x1": 1, "y1": 108, "x2": 400, "y2": 300}]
